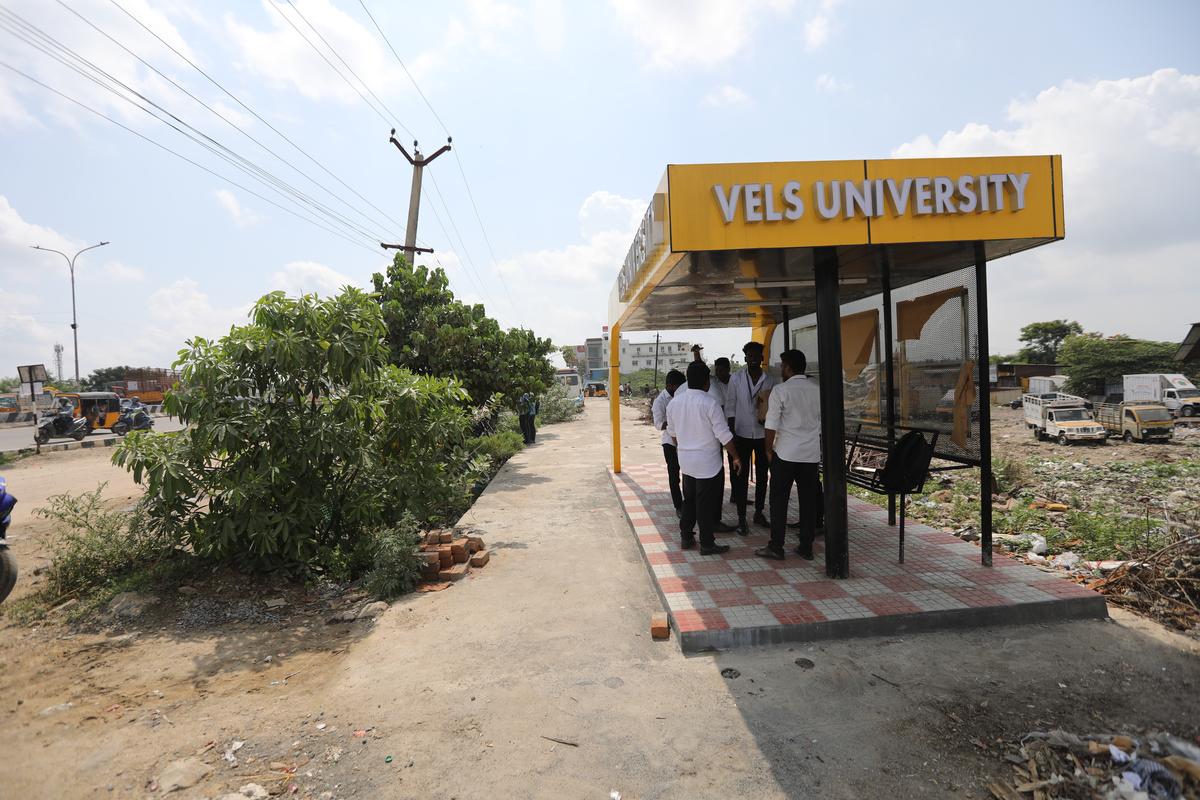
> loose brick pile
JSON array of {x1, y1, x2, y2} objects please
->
[{"x1": 417, "y1": 527, "x2": 490, "y2": 585}]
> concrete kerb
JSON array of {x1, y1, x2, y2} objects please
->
[{"x1": 2, "y1": 437, "x2": 121, "y2": 458}]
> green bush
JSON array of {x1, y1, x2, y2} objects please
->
[
  {"x1": 115, "y1": 289, "x2": 487, "y2": 572},
  {"x1": 473, "y1": 430, "x2": 525, "y2": 465},
  {"x1": 364, "y1": 516, "x2": 423, "y2": 599},
  {"x1": 536, "y1": 388, "x2": 583, "y2": 424},
  {"x1": 33, "y1": 485, "x2": 180, "y2": 604}
]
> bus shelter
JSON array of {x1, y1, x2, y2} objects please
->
[{"x1": 608, "y1": 155, "x2": 1065, "y2": 579}]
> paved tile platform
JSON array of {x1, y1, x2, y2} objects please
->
[{"x1": 610, "y1": 463, "x2": 1107, "y2": 653}]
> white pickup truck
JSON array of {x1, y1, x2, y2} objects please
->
[{"x1": 1023, "y1": 393, "x2": 1107, "y2": 445}]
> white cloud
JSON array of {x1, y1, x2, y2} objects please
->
[
  {"x1": 702, "y1": 85, "x2": 752, "y2": 108},
  {"x1": 814, "y1": 73, "x2": 850, "y2": 94},
  {"x1": 803, "y1": 0, "x2": 839, "y2": 50},
  {"x1": 103, "y1": 261, "x2": 145, "y2": 282},
  {"x1": 214, "y1": 189, "x2": 261, "y2": 228},
  {"x1": 610, "y1": 0, "x2": 794, "y2": 69},
  {"x1": 496, "y1": 190, "x2": 648, "y2": 342},
  {"x1": 224, "y1": 0, "x2": 525, "y2": 107},
  {"x1": 892, "y1": 68, "x2": 1200, "y2": 352},
  {"x1": 269, "y1": 261, "x2": 359, "y2": 297},
  {"x1": 0, "y1": 0, "x2": 198, "y2": 129}
]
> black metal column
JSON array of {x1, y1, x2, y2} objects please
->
[
  {"x1": 879, "y1": 247, "x2": 897, "y2": 527},
  {"x1": 815, "y1": 247, "x2": 849, "y2": 578},
  {"x1": 974, "y1": 241, "x2": 993, "y2": 567}
]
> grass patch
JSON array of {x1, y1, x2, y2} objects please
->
[
  {"x1": 6, "y1": 484, "x2": 195, "y2": 624},
  {"x1": 363, "y1": 515, "x2": 424, "y2": 600}
]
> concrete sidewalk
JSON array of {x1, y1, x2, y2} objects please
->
[{"x1": 309, "y1": 398, "x2": 1199, "y2": 799}]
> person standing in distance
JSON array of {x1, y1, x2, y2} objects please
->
[
  {"x1": 726, "y1": 341, "x2": 777, "y2": 535},
  {"x1": 517, "y1": 391, "x2": 539, "y2": 445},
  {"x1": 758, "y1": 349, "x2": 822, "y2": 561},
  {"x1": 667, "y1": 361, "x2": 742, "y2": 555},
  {"x1": 652, "y1": 370, "x2": 687, "y2": 518}
]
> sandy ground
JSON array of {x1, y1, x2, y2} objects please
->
[{"x1": 0, "y1": 400, "x2": 1197, "y2": 799}]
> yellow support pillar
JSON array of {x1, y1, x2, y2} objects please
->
[
  {"x1": 609, "y1": 324, "x2": 622, "y2": 473},
  {"x1": 753, "y1": 322, "x2": 778, "y2": 362}
]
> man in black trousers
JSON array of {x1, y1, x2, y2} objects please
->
[
  {"x1": 726, "y1": 341, "x2": 776, "y2": 535},
  {"x1": 651, "y1": 370, "x2": 687, "y2": 516},
  {"x1": 758, "y1": 349, "x2": 823, "y2": 561},
  {"x1": 667, "y1": 361, "x2": 742, "y2": 555}
]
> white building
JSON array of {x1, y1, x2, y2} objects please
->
[{"x1": 582, "y1": 335, "x2": 692, "y2": 374}]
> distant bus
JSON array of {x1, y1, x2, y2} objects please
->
[{"x1": 555, "y1": 369, "x2": 584, "y2": 406}]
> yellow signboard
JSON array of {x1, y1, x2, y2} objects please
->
[{"x1": 667, "y1": 155, "x2": 1063, "y2": 252}]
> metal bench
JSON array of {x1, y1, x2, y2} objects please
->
[{"x1": 843, "y1": 424, "x2": 939, "y2": 563}]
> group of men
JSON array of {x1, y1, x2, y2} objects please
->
[{"x1": 651, "y1": 342, "x2": 824, "y2": 561}]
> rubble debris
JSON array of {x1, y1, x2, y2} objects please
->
[
  {"x1": 1091, "y1": 534, "x2": 1200, "y2": 631},
  {"x1": 417, "y1": 527, "x2": 490, "y2": 587},
  {"x1": 156, "y1": 757, "x2": 211, "y2": 793},
  {"x1": 988, "y1": 729, "x2": 1200, "y2": 800}
]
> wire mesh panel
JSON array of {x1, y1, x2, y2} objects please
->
[{"x1": 786, "y1": 262, "x2": 981, "y2": 465}]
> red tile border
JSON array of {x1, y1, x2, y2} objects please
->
[
  {"x1": 710, "y1": 588, "x2": 763, "y2": 606},
  {"x1": 674, "y1": 608, "x2": 729, "y2": 632},
  {"x1": 659, "y1": 576, "x2": 705, "y2": 594},
  {"x1": 857, "y1": 593, "x2": 923, "y2": 616},
  {"x1": 768, "y1": 601, "x2": 827, "y2": 624},
  {"x1": 740, "y1": 570, "x2": 788, "y2": 587},
  {"x1": 793, "y1": 580, "x2": 850, "y2": 600}
]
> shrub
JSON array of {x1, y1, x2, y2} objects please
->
[
  {"x1": 33, "y1": 485, "x2": 180, "y2": 604},
  {"x1": 363, "y1": 516, "x2": 423, "y2": 599},
  {"x1": 536, "y1": 387, "x2": 583, "y2": 424},
  {"x1": 473, "y1": 430, "x2": 525, "y2": 466},
  {"x1": 115, "y1": 289, "x2": 487, "y2": 572}
]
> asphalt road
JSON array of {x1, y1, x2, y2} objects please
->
[{"x1": 0, "y1": 415, "x2": 185, "y2": 453}]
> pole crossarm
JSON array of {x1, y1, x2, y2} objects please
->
[{"x1": 380, "y1": 243, "x2": 434, "y2": 254}]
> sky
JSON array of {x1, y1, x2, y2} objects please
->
[{"x1": 1, "y1": 0, "x2": 1198, "y2": 379}]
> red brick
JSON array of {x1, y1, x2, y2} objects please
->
[
  {"x1": 437, "y1": 545, "x2": 454, "y2": 568},
  {"x1": 450, "y1": 542, "x2": 469, "y2": 564},
  {"x1": 469, "y1": 550, "x2": 490, "y2": 568},
  {"x1": 468, "y1": 536, "x2": 485, "y2": 552},
  {"x1": 438, "y1": 562, "x2": 470, "y2": 582},
  {"x1": 439, "y1": 531, "x2": 454, "y2": 544},
  {"x1": 419, "y1": 551, "x2": 440, "y2": 567},
  {"x1": 650, "y1": 613, "x2": 670, "y2": 640}
]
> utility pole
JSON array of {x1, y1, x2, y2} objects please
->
[
  {"x1": 380, "y1": 130, "x2": 452, "y2": 261},
  {"x1": 652, "y1": 332, "x2": 661, "y2": 393},
  {"x1": 32, "y1": 241, "x2": 109, "y2": 384}
]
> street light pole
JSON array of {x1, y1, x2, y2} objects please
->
[{"x1": 31, "y1": 241, "x2": 110, "y2": 384}]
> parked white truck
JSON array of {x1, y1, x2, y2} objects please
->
[
  {"x1": 1027, "y1": 375, "x2": 1068, "y2": 395},
  {"x1": 1023, "y1": 393, "x2": 1107, "y2": 445},
  {"x1": 1123, "y1": 374, "x2": 1200, "y2": 418}
]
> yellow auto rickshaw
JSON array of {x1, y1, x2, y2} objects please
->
[{"x1": 55, "y1": 392, "x2": 123, "y2": 432}]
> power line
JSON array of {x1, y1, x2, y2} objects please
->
[
  {"x1": 107, "y1": 0, "x2": 407, "y2": 245},
  {"x1": 424, "y1": 171, "x2": 492, "y2": 303},
  {"x1": 0, "y1": 7, "x2": 386, "y2": 247},
  {"x1": 0, "y1": 6, "x2": 388, "y2": 248},
  {"x1": 280, "y1": 0, "x2": 415, "y2": 141},
  {"x1": 0, "y1": 59, "x2": 383, "y2": 257},
  {"x1": 55, "y1": 0, "x2": 405, "y2": 244},
  {"x1": 355, "y1": 0, "x2": 449, "y2": 135}
]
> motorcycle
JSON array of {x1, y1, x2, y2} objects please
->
[
  {"x1": 34, "y1": 410, "x2": 89, "y2": 444},
  {"x1": 0, "y1": 476, "x2": 16, "y2": 604},
  {"x1": 112, "y1": 404, "x2": 154, "y2": 436}
]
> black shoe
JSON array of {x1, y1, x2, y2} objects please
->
[
  {"x1": 794, "y1": 544, "x2": 814, "y2": 560},
  {"x1": 681, "y1": 536, "x2": 696, "y2": 550},
  {"x1": 753, "y1": 511, "x2": 770, "y2": 527},
  {"x1": 755, "y1": 546, "x2": 785, "y2": 561},
  {"x1": 700, "y1": 544, "x2": 731, "y2": 556},
  {"x1": 713, "y1": 521, "x2": 737, "y2": 533},
  {"x1": 736, "y1": 519, "x2": 750, "y2": 537}
]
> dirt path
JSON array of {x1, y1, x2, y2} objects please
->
[{"x1": 1, "y1": 401, "x2": 1198, "y2": 798}]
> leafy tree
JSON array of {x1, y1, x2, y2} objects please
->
[
  {"x1": 1058, "y1": 334, "x2": 1195, "y2": 397},
  {"x1": 0, "y1": 376, "x2": 19, "y2": 392},
  {"x1": 372, "y1": 256, "x2": 555, "y2": 406},
  {"x1": 1017, "y1": 320, "x2": 1083, "y2": 363},
  {"x1": 116, "y1": 289, "x2": 486, "y2": 572},
  {"x1": 85, "y1": 365, "x2": 134, "y2": 390},
  {"x1": 560, "y1": 345, "x2": 579, "y2": 369}
]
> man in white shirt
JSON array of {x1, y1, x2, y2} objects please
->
[
  {"x1": 725, "y1": 341, "x2": 777, "y2": 535},
  {"x1": 706, "y1": 357, "x2": 737, "y2": 533},
  {"x1": 666, "y1": 361, "x2": 743, "y2": 554},
  {"x1": 651, "y1": 370, "x2": 687, "y2": 516},
  {"x1": 758, "y1": 349, "x2": 822, "y2": 561}
]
